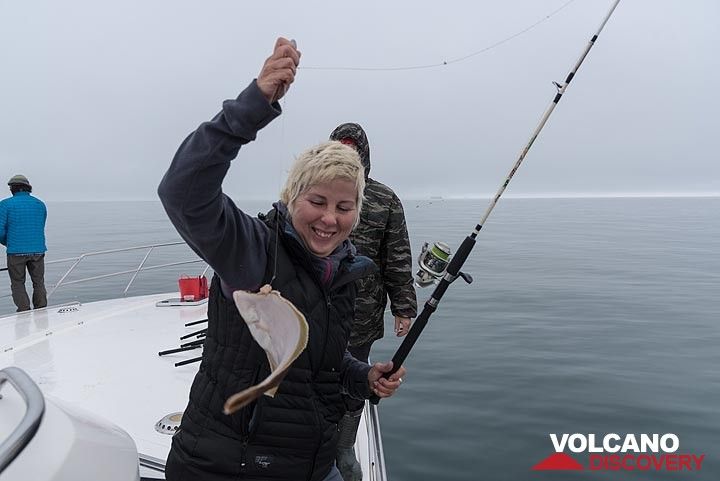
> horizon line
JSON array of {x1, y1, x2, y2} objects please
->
[{"x1": 44, "y1": 192, "x2": 720, "y2": 202}]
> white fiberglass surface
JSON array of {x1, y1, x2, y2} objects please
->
[
  {"x1": 0, "y1": 294, "x2": 205, "y2": 463},
  {"x1": 0, "y1": 295, "x2": 383, "y2": 479}
]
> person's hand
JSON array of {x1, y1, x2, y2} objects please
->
[
  {"x1": 368, "y1": 361, "x2": 406, "y2": 398},
  {"x1": 394, "y1": 316, "x2": 411, "y2": 337},
  {"x1": 257, "y1": 37, "x2": 301, "y2": 104}
]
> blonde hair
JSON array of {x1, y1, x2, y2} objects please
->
[{"x1": 281, "y1": 141, "x2": 365, "y2": 228}]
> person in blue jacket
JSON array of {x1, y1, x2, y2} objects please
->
[{"x1": 0, "y1": 174, "x2": 48, "y2": 312}]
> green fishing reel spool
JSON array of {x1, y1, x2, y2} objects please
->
[{"x1": 415, "y1": 241, "x2": 451, "y2": 287}]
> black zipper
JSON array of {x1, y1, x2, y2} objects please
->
[
  {"x1": 239, "y1": 438, "x2": 249, "y2": 474},
  {"x1": 314, "y1": 293, "x2": 332, "y2": 377},
  {"x1": 238, "y1": 360, "x2": 265, "y2": 474}
]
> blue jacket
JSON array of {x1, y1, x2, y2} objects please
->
[{"x1": 0, "y1": 192, "x2": 47, "y2": 255}]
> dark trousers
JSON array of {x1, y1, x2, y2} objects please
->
[
  {"x1": 345, "y1": 343, "x2": 372, "y2": 412},
  {"x1": 7, "y1": 254, "x2": 47, "y2": 312},
  {"x1": 347, "y1": 343, "x2": 372, "y2": 365}
]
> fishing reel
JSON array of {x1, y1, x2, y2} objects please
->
[
  {"x1": 415, "y1": 240, "x2": 474, "y2": 288},
  {"x1": 415, "y1": 241, "x2": 451, "y2": 288}
]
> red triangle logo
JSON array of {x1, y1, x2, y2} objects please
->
[{"x1": 532, "y1": 452, "x2": 585, "y2": 471}]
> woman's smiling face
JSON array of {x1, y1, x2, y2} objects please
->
[{"x1": 290, "y1": 179, "x2": 358, "y2": 258}]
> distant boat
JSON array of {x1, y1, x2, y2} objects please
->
[{"x1": 0, "y1": 243, "x2": 386, "y2": 480}]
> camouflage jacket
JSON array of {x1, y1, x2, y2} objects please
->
[{"x1": 349, "y1": 178, "x2": 417, "y2": 346}]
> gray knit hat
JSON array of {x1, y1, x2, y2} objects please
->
[{"x1": 7, "y1": 174, "x2": 31, "y2": 187}]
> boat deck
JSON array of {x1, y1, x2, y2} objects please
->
[
  {"x1": 0, "y1": 294, "x2": 384, "y2": 479},
  {"x1": 0, "y1": 294, "x2": 203, "y2": 467}
]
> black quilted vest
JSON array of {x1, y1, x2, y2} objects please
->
[{"x1": 167, "y1": 213, "x2": 374, "y2": 481}]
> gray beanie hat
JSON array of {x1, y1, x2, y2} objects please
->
[{"x1": 8, "y1": 174, "x2": 31, "y2": 187}]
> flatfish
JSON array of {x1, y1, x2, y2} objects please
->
[{"x1": 224, "y1": 284, "x2": 308, "y2": 415}]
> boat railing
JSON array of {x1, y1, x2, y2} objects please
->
[
  {"x1": 0, "y1": 241, "x2": 209, "y2": 303},
  {"x1": 0, "y1": 367, "x2": 46, "y2": 474},
  {"x1": 367, "y1": 402, "x2": 388, "y2": 481}
]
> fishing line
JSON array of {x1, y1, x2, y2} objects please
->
[
  {"x1": 370, "y1": 0, "x2": 622, "y2": 404},
  {"x1": 269, "y1": 97, "x2": 288, "y2": 288},
  {"x1": 301, "y1": 0, "x2": 577, "y2": 72},
  {"x1": 268, "y1": 103, "x2": 287, "y2": 289},
  {"x1": 269, "y1": 39, "x2": 298, "y2": 288}
]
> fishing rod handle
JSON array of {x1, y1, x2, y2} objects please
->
[
  {"x1": 368, "y1": 303, "x2": 435, "y2": 405},
  {"x1": 448, "y1": 235, "x2": 476, "y2": 275},
  {"x1": 369, "y1": 235, "x2": 477, "y2": 404}
]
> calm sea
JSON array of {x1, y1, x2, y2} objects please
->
[{"x1": 1, "y1": 197, "x2": 718, "y2": 479}]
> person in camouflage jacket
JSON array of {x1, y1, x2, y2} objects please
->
[
  {"x1": 330, "y1": 123, "x2": 417, "y2": 481},
  {"x1": 330, "y1": 123, "x2": 418, "y2": 351}
]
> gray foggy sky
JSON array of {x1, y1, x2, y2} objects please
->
[{"x1": 1, "y1": 0, "x2": 718, "y2": 201}]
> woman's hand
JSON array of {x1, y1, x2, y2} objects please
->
[
  {"x1": 257, "y1": 37, "x2": 301, "y2": 103},
  {"x1": 368, "y1": 361, "x2": 406, "y2": 398}
]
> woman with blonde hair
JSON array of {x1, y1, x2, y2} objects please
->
[{"x1": 158, "y1": 37, "x2": 405, "y2": 481}]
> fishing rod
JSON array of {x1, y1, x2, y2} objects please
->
[{"x1": 370, "y1": 0, "x2": 622, "y2": 404}]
